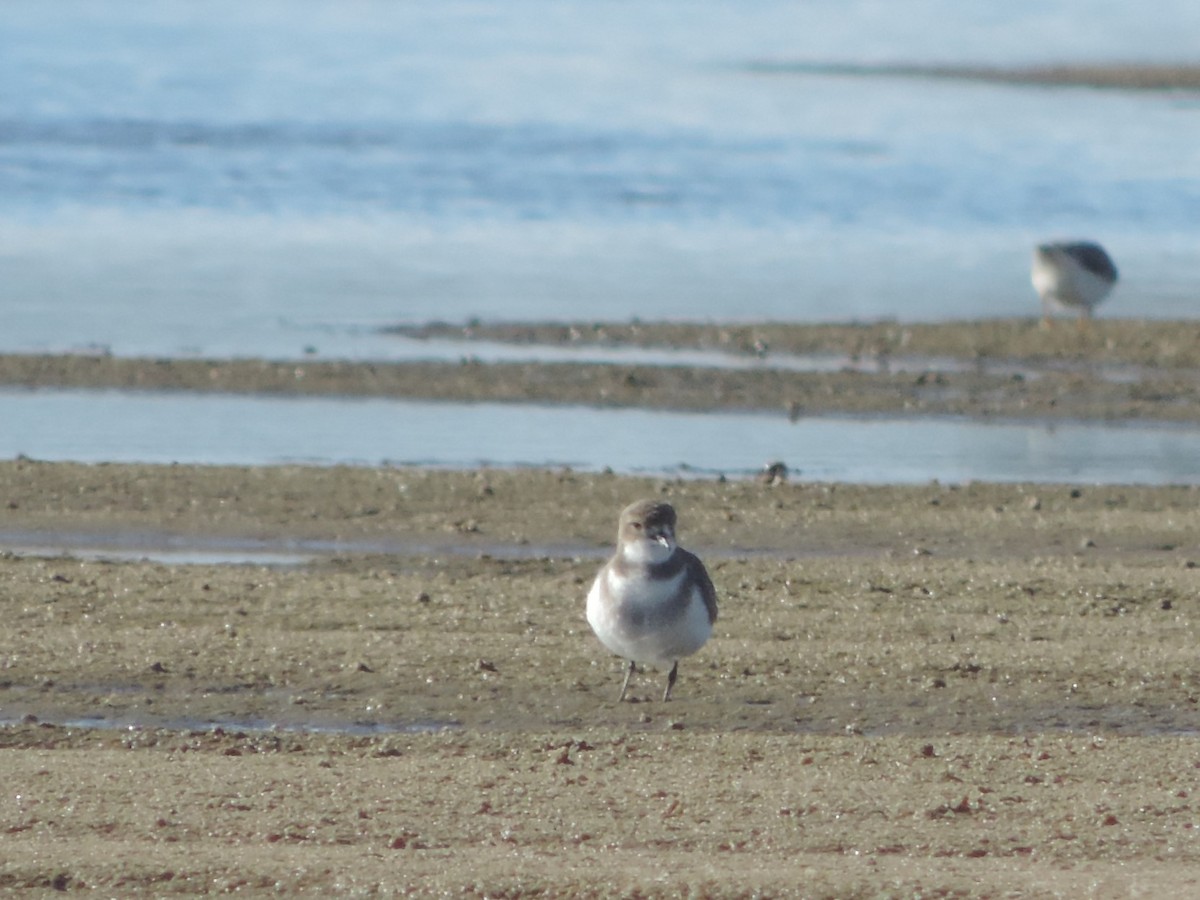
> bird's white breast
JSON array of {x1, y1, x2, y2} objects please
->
[
  {"x1": 586, "y1": 564, "x2": 712, "y2": 668},
  {"x1": 1033, "y1": 249, "x2": 1114, "y2": 311}
]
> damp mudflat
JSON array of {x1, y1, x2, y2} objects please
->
[{"x1": 3, "y1": 461, "x2": 1200, "y2": 894}]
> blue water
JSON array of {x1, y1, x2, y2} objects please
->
[
  {"x1": 3, "y1": 1, "x2": 1200, "y2": 360},
  {"x1": 5, "y1": 389, "x2": 1200, "y2": 486}
]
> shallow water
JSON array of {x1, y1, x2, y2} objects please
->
[
  {"x1": 3, "y1": 2, "x2": 1200, "y2": 360},
  {"x1": 3, "y1": 701, "x2": 1195, "y2": 740},
  {"x1": 0, "y1": 714, "x2": 458, "y2": 736},
  {"x1": 6, "y1": 388, "x2": 1200, "y2": 485},
  {"x1": 4, "y1": 545, "x2": 316, "y2": 568},
  {"x1": 0, "y1": 527, "x2": 603, "y2": 567}
]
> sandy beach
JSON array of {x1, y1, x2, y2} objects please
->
[{"x1": 3, "y1": 350, "x2": 1200, "y2": 896}]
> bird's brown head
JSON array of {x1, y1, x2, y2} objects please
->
[{"x1": 617, "y1": 499, "x2": 677, "y2": 558}]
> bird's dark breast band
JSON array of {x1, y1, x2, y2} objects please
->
[{"x1": 611, "y1": 550, "x2": 687, "y2": 581}]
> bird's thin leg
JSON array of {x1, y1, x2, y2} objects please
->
[
  {"x1": 618, "y1": 660, "x2": 636, "y2": 702},
  {"x1": 662, "y1": 661, "x2": 678, "y2": 702}
]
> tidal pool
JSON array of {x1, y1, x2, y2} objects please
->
[{"x1": 5, "y1": 388, "x2": 1200, "y2": 484}]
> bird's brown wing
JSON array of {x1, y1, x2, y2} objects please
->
[{"x1": 682, "y1": 550, "x2": 718, "y2": 625}]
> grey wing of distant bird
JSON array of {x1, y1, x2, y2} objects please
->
[{"x1": 1064, "y1": 242, "x2": 1118, "y2": 282}]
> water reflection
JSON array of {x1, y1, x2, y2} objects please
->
[{"x1": 4, "y1": 388, "x2": 1200, "y2": 485}]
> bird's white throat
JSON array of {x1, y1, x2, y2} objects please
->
[{"x1": 621, "y1": 536, "x2": 676, "y2": 566}]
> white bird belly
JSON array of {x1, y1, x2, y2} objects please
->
[
  {"x1": 1033, "y1": 252, "x2": 1113, "y2": 312},
  {"x1": 586, "y1": 568, "x2": 712, "y2": 668}
]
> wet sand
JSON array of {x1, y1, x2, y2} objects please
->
[
  {"x1": 9, "y1": 318, "x2": 1200, "y2": 422},
  {"x1": 388, "y1": 318, "x2": 1200, "y2": 369},
  {"x1": 4, "y1": 321, "x2": 1200, "y2": 894},
  {"x1": 3, "y1": 456, "x2": 1200, "y2": 894},
  {"x1": 743, "y1": 60, "x2": 1200, "y2": 92}
]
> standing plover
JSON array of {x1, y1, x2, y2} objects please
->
[
  {"x1": 1031, "y1": 241, "x2": 1118, "y2": 327},
  {"x1": 586, "y1": 500, "x2": 718, "y2": 702}
]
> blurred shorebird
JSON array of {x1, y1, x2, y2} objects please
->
[
  {"x1": 1031, "y1": 241, "x2": 1118, "y2": 328},
  {"x1": 586, "y1": 500, "x2": 717, "y2": 702}
]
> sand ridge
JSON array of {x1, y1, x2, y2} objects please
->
[{"x1": 7, "y1": 318, "x2": 1200, "y2": 421}]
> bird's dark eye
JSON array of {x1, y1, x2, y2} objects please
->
[{"x1": 632, "y1": 522, "x2": 642, "y2": 530}]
